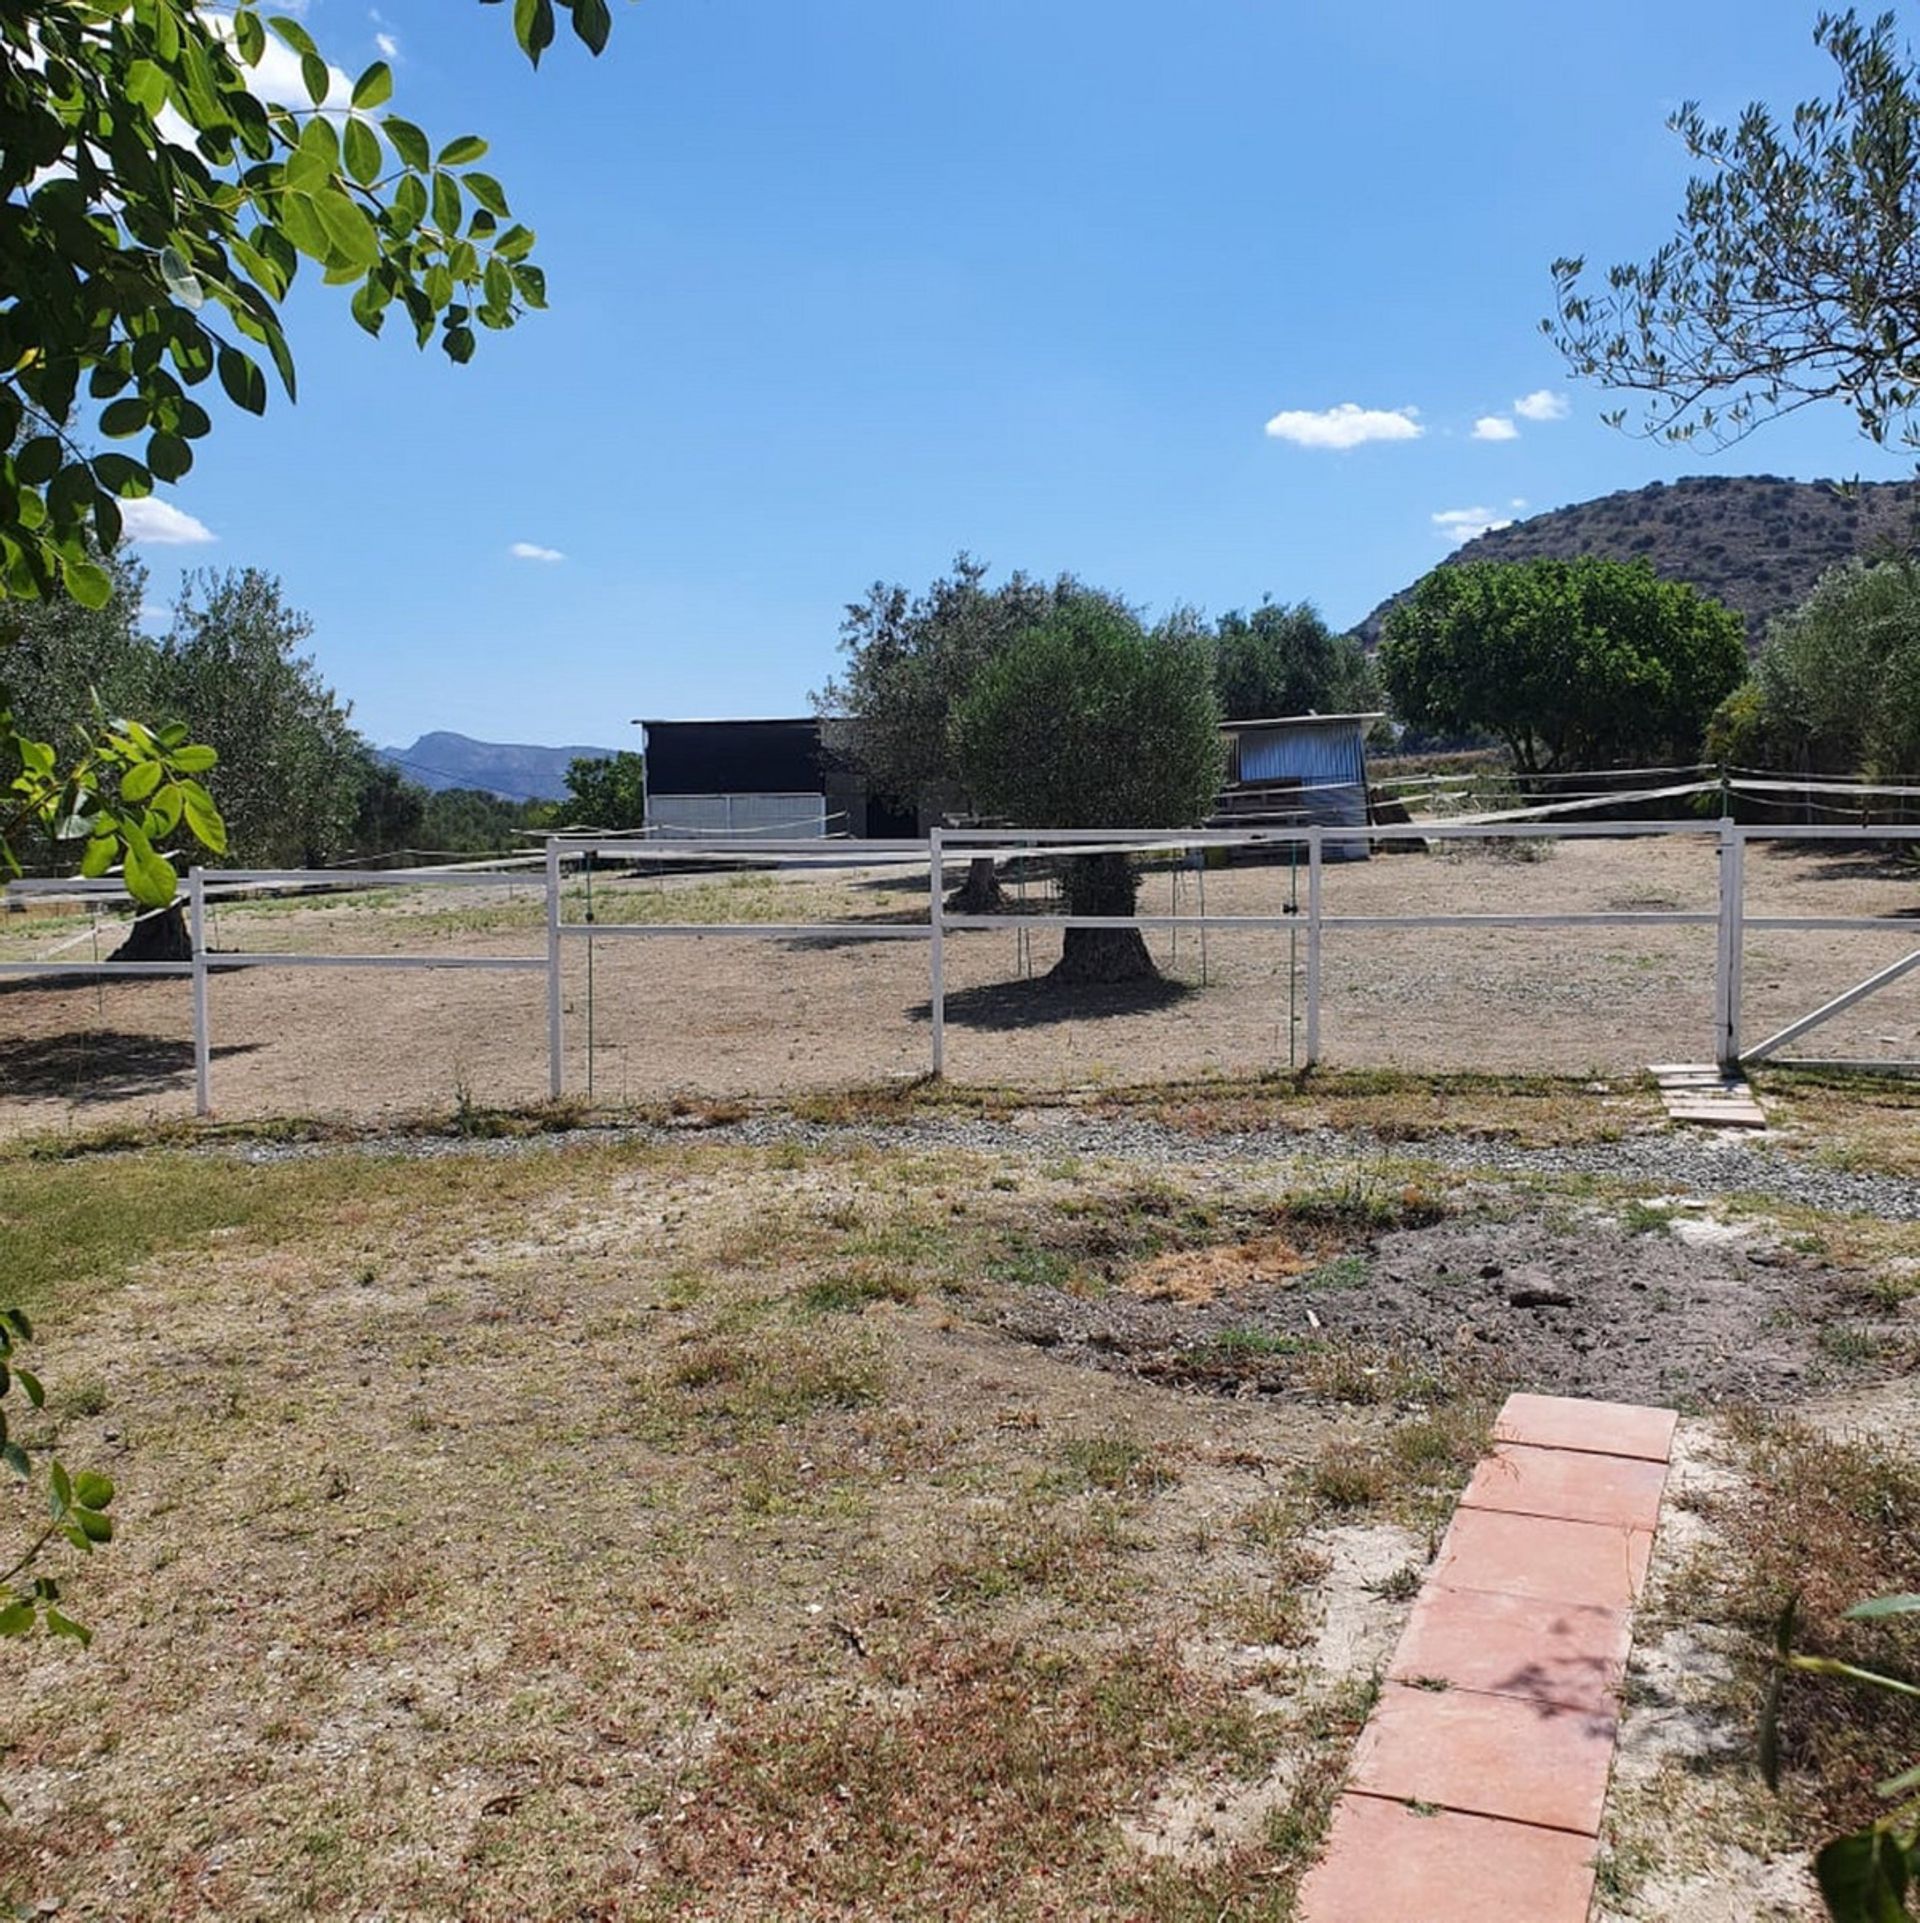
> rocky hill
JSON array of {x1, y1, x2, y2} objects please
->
[
  {"x1": 1356, "y1": 474, "x2": 1920, "y2": 646},
  {"x1": 377, "y1": 731, "x2": 620, "y2": 801}
]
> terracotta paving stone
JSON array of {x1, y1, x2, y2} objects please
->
[
  {"x1": 1434, "y1": 1506, "x2": 1653, "y2": 1608},
  {"x1": 1348, "y1": 1680, "x2": 1619, "y2": 1834},
  {"x1": 1462, "y1": 1441, "x2": 1669, "y2": 1530},
  {"x1": 1389, "y1": 1582, "x2": 1631, "y2": 1715},
  {"x1": 1295, "y1": 1793, "x2": 1598, "y2": 1923},
  {"x1": 1493, "y1": 1391, "x2": 1678, "y2": 1463}
]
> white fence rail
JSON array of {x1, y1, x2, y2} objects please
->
[{"x1": 4, "y1": 818, "x2": 1919, "y2": 1116}]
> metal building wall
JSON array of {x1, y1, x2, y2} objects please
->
[
  {"x1": 1234, "y1": 722, "x2": 1370, "y2": 855},
  {"x1": 644, "y1": 793, "x2": 828, "y2": 838}
]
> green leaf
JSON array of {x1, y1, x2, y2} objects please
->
[
  {"x1": 92, "y1": 490, "x2": 123, "y2": 551},
  {"x1": 121, "y1": 760, "x2": 164, "y2": 804},
  {"x1": 121, "y1": 831, "x2": 177, "y2": 909},
  {"x1": 1813, "y1": 1828, "x2": 1912, "y2": 1921},
  {"x1": 126, "y1": 59, "x2": 169, "y2": 115},
  {"x1": 301, "y1": 50, "x2": 331, "y2": 105},
  {"x1": 0, "y1": 1444, "x2": 26, "y2": 1480},
  {"x1": 43, "y1": 1608, "x2": 91, "y2": 1647},
  {"x1": 382, "y1": 115, "x2": 430, "y2": 172},
  {"x1": 345, "y1": 119, "x2": 382, "y2": 190},
  {"x1": 79, "y1": 835, "x2": 117, "y2": 879},
  {"x1": 293, "y1": 112, "x2": 342, "y2": 181},
  {"x1": 438, "y1": 134, "x2": 489, "y2": 167},
  {"x1": 217, "y1": 346, "x2": 268, "y2": 416},
  {"x1": 170, "y1": 745, "x2": 219, "y2": 775},
  {"x1": 180, "y1": 784, "x2": 227, "y2": 855},
  {"x1": 60, "y1": 554, "x2": 112, "y2": 610},
  {"x1": 235, "y1": 9, "x2": 266, "y2": 66},
  {"x1": 571, "y1": 0, "x2": 613, "y2": 54},
  {"x1": 464, "y1": 172, "x2": 510, "y2": 218},
  {"x1": 313, "y1": 190, "x2": 379, "y2": 271},
  {"x1": 1848, "y1": 1595, "x2": 1920, "y2": 1621},
  {"x1": 74, "y1": 1510, "x2": 113, "y2": 1545},
  {"x1": 431, "y1": 171, "x2": 463, "y2": 236},
  {"x1": 351, "y1": 60, "x2": 393, "y2": 111},
  {"x1": 146, "y1": 433, "x2": 193, "y2": 483},
  {"x1": 280, "y1": 191, "x2": 333, "y2": 264},
  {"x1": 17, "y1": 1369, "x2": 42, "y2": 1412},
  {"x1": 494, "y1": 223, "x2": 537, "y2": 262},
  {"x1": 92, "y1": 451, "x2": 146, "y2": 493},
  {"x1": 48, "y1": 1462, "x2": 70, "y2": 1514},
  {"x1": 515, "y1": 0, "x2": 557, "y2": 65},
  {"x1": 390, "y1": 173, "x2": 428, "y2": 236},
  {"x1": 0, "y1": 1602, "x2": 35, "y2": 1637},
  {"x1": 73, "y1": 1473, "x2": 113, "y2": 1512},
  {"x1": 13, "y1": 437, "x2": 60, "y2": 486},
  {"x1": 267, "y1": 14, "x2": 320, "y2": 60},
  {"x1": 99, "y1": 398, "x2": 148, "y2": 439}
]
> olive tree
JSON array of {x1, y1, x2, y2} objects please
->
[
  {"x1": 1551, "y1": 10, "x2": 1920, "y2": 449},
  {"x1": 818, "y1": 554, "x2": 1099, "y2": 908},
  {"x1": 951, "y1": 598, "x2": 1224, "y2": 983},
  {"x1": 1211, "y1": 601, "x2": 1380, "y2": 721},
  {"x1": 1715, "y1": 559, "x2": 1920, "y2": 776}
]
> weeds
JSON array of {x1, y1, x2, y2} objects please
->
[{"x1": 1054, "y1": 1435, "x2": 1176, "y2": 1497}]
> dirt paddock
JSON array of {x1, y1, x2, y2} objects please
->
[{"x1": 2, "y1": 835, "x2": 1917, "y2": 1136}]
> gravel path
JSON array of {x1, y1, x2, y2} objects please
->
[{"x1": 200, "y1": 1108, "x2": 1920, "y2": 1221}]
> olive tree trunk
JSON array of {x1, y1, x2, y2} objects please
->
[
  {"x1": 945, "y1": 854, "x2": 1004, "y2": 913},
  {"x1": 110, "y1": 902, "x2": 190, "y2": 964},
  {"x1": 1052, "y1": 851, "x2": 1156, "y2": 984}
]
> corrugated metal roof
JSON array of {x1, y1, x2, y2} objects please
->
[{"x1": 1220, "y1": 712, "x2": 1384, "y2": 732}]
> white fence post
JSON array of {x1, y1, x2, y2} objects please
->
[
  {"x1": 545, "y1": 838, "x2": 564, "y2": 1099},
  {"x1": 188, "y1": 866, "x2": 211, "y2": 1118},
  {"x1": 1305, "y1": 827, "x2": 1323, "y2": 1068},
  {"x1": 1714, "y1": 817, "x2": 1746, "y2": 1069},
  {"x1": 929, "y1": 829, "x2": 945, "y2": 1078}
]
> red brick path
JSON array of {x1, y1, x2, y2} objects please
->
[{"x1": 1296, "y1": 1392, "x2": 1678, "y2": 1923}]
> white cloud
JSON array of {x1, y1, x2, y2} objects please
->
[
  {"x1": 136, "y1": 600, "x2": 170, "y2": 632},
  {"x1": 120, "y1": 497, "x2": 217, "y2": 546},
  {"x1": 1263, "y1": 403, "x2": 1423, "y2": 450},
  {"x1": 1471, "y1": 414, "x2": 1519, "y2": 442},
  {"x1": 510, "y1": 541, "x2": 566, "y2": 563},
  {"x1": 375, "y1": 30, "x2": 399, "y2": 58},
  {"x1": 1432, "y1": 506, "x2": 1513, "y2": 546},
  {"x1": 1513, "y1": 388, "x2": 1571, "y2": 423}
]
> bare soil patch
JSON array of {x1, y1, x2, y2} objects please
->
[{"x1": 1002, "y1": 1210, "x2": 1919, "y2": 1410}]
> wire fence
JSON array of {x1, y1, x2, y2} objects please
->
[{"x1": 4, "y1": 793, "x2": 1919, "y2": 1117}]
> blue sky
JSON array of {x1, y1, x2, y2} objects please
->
[{"x1": 127, "y1": 0, "x2": 1912, "y2": 749}]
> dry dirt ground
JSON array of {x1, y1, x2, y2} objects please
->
[
  {"x1": 0, "y1": 1113, "x2": 1915, "y2": 1920},
  {"x1": 3, "y1": 836, "x2": 1919, "y2": 1136}
]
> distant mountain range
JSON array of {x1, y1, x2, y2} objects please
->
[
  {"x1": 377, "y1": 731, "x2": 621, "y2": 801},
  {"x1": 1355, "y1": 474, "x2": 1920, "y2": 647}
]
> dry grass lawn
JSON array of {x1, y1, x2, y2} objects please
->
[
  {"x1": 1, "y1": 1090, "x2": 1916, "y2": 1920},
  {"x1": 0, "y1": 1135, "x2": 1483, "y2": 1921}
]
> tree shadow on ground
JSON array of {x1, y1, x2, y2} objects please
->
[
  {"x1": 0, "y1": 1031, "x2": 262, "y2": 1101},
  {"x1": 1762, "y1": 842, "x2": 1920, "y2": 888},
  {"x1": 907, "y1": 974, "x2": 1194, "y2": 1031},
  {"x1": 772, "y1": 910, "x2": 931, "y2": 950}
]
